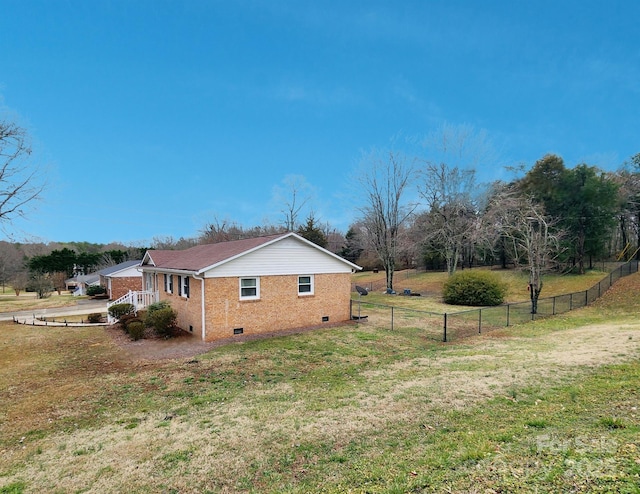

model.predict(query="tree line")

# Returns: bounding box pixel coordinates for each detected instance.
[0,242,146,297]
[354,149,639,312]
[2,117,639,305]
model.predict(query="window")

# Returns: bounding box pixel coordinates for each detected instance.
[240,277,259,300]
[164,274,173,293]
[177,275,188,297]
[298,275,314,295]
[181,276,190,298]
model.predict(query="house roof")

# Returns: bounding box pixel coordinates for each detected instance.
[98,259,142,277]
[142,232,361,274]
[66,273,100,286]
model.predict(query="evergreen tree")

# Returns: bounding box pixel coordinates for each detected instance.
[297,214,328,248]
[339,226,364,263]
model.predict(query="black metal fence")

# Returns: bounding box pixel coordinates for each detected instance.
[350,260,639,342]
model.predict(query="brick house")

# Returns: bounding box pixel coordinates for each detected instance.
[99,260,143,300]
[138,232,361,342]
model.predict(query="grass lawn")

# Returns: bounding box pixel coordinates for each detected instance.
[1,270,639,493]
[0,290,83,312]
[352,268,610,312]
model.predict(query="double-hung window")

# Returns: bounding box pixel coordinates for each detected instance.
[240,277,259,300]
[176,275,189,298]
[181,276,190,298]
[165,274,173,294]
[298,275,314,295]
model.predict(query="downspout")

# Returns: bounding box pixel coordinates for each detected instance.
[192,273,206,341]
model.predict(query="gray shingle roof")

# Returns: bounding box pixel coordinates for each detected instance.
[98,260,142,276]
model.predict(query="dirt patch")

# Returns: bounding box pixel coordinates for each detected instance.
[104,325,217,361]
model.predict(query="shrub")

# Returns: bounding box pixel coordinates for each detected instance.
[127,321,145,341]
[443,270,507,306]
[87,313,103,323]
[86,285,106,296]
[123,316,142,329]
[108,303,135,320]
[146,300,172,313]
[145,304,177,338]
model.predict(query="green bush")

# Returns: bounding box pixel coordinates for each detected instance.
[87,313,103,323]
[108,303,135,320]
[146,300,172,313]
[145,304,177,338]
[127,321,145,341]
[86,285,106,296]
[443,270,507,306]
[123,316,142,329]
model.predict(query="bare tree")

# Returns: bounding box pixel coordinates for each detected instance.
[0,240,25,292]
[0,120,45,231]
[29,271,53,299]
[273,175,313,231]
[358,150,416,291]
[418,162,480,275]
[197,218,285,245]
[613,153,640,260]
[417,124,496,275]
[324,226,346,255]
[486,185,562,314]
[51,271,68,295]
[11,271,28,296]
[198,217,245,244]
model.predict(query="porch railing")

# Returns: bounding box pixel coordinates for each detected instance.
[106,290,158,324]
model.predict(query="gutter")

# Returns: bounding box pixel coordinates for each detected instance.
[140,267,197,276]
[191,273,206,341]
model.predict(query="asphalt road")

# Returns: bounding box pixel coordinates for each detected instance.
[0,298,109,322]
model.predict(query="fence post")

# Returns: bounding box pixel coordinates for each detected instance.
[478,309,482,334]
[570,293,573,311]
[506,304,510,327]
[443,313,447,342]
[552,296,556,315]
[585,290,588,306]
[391,306,394,331]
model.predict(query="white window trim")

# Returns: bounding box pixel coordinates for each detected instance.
[298,275,314,296]
[239,277,260,300]
[165,273,173,294]
[181,276,190,298]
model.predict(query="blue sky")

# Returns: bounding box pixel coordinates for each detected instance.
[1,0,638,245]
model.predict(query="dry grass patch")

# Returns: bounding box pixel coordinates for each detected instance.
[2,317,639,492]
[1,271,640,493]
[0,291,81,312]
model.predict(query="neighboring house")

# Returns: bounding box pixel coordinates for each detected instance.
[138,232,362,341]
[99,260,142,300]
[66,273,100,296]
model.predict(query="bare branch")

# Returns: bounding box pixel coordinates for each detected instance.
[0,119,45,226]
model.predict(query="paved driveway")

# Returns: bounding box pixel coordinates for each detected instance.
[0,299,109,322]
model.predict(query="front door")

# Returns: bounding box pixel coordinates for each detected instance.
[144,272,154,292]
